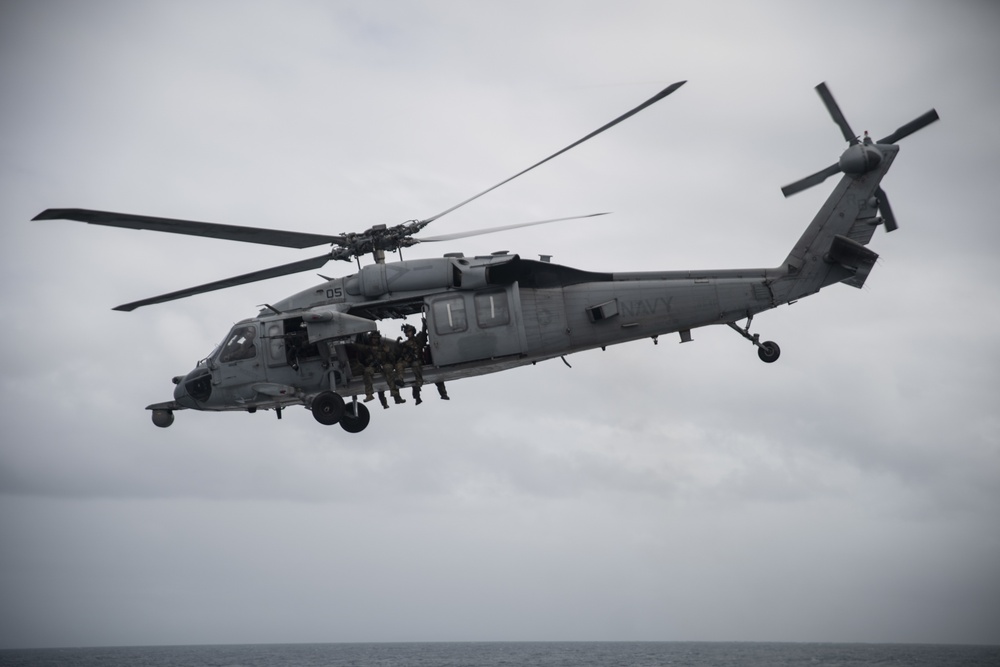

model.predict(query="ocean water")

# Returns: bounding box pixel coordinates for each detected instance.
[1,642,998,667]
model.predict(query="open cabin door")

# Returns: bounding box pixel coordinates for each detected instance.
[426,284,527,366]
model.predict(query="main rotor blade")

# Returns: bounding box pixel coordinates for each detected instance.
[877,109,940,145]
[781,162,842,197]
[875,186,898,232]
[418,80,687,226]
[34,208,346,249]
[418,212,610,242]
[815,82,857,145]
[113,253,332,311]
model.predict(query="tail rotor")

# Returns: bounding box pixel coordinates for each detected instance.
[781,82,939,233]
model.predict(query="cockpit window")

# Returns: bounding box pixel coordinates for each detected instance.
[217,324,258,363]
[184,367,212,402]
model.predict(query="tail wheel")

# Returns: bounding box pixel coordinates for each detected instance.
[311,391,345,425]
[340,401,371,433]
[758,341,781,363]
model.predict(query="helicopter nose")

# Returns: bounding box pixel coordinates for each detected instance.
[173,367,212,408]
[173,379,195,408]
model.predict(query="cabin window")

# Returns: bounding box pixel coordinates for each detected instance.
[266,323,284,365]
[218,324,258,363]
[475,290,510,328]
[432,296,467,335]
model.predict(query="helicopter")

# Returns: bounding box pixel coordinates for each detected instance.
[33,81,939,433]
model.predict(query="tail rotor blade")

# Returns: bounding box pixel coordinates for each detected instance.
[876,186,898,232]
[877,109,940,144]
[815,82,858,145]
[781,162,842,197]
[781,83,938,205]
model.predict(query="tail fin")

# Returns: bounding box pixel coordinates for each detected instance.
[773,143,898,303]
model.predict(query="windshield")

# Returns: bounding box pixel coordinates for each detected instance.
[216,324,258,363]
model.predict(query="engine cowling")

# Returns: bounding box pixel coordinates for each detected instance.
[303,306,377,343]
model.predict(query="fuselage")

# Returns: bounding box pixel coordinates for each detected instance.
[170,254,791,414]
[167,140,905,426]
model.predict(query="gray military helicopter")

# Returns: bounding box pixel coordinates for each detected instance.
[34,81,938,433]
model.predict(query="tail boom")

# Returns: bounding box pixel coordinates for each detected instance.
[774,143,899,303]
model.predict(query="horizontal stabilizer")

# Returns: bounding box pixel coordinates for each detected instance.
[825,235,879,289]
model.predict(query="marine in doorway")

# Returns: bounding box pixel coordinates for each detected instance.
[360,331,406,405]
[399,321,448,405]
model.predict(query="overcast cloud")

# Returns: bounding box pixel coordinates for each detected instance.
[1,0,998,649]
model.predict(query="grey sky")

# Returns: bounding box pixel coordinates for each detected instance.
[2,0,999,649]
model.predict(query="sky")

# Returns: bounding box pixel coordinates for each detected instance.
[1,0,999,649]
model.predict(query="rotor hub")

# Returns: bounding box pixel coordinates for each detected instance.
[838,142,883,175]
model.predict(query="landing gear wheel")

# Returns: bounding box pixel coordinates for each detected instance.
[311,391,345,425]
[757,341,781,363]
[340,401,371,433]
